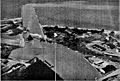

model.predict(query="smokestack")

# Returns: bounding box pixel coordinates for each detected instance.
[22,4,45,38]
